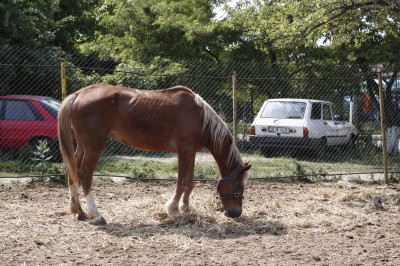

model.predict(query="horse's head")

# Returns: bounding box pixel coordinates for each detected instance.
[217,162,251,218]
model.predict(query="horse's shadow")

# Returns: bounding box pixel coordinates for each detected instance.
[97,213,287,240]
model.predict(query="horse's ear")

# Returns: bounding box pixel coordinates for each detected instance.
[242,161,252,172]
[241,163,251,185]
[244,164,252,171]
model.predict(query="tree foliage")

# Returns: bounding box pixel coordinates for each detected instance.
[2,0,399,69]
[0,0,101,52]
[222,0,400,67]
[79,0,224,61]
[1,0,399,104]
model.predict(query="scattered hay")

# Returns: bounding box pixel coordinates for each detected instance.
[1,181,400,265]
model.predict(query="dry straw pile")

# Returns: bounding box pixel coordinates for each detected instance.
[1,179,399,265]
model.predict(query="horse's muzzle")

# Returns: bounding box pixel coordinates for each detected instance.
[224,208,242,218]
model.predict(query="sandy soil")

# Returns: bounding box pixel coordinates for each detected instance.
[1,180,400,265]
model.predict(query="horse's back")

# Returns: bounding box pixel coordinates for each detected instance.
[70,84,204,152]
[74,84,196,108]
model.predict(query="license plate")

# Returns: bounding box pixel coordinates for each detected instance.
[268,126,290,134]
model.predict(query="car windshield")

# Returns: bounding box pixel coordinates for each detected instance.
[39,98,61,119]
[261,101,307,119]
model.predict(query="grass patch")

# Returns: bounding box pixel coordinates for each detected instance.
[95,159,219,180]
[194,162,218,179]
[96,160,179,179]
[0,149,396,184]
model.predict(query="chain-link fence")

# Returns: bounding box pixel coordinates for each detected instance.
[1,44,400,182]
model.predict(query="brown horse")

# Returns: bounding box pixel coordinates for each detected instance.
[58,83,251,225]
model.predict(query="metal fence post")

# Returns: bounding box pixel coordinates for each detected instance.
[378,71,388,184]
[232,71,237,144]
[61,59,67,100]
[349,93,354,125]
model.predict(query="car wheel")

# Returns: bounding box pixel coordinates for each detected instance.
[347,134,356,149]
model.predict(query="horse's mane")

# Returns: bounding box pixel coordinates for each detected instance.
[194,94,242,167]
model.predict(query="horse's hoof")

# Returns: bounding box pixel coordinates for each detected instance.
[165,200,181,217]
[180,205,194,214]
[166,207,182,217]
[77,212,88,221]
[89,216,107,226]
[169,211,182,218]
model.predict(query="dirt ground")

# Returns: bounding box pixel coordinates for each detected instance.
[1,179,400,265]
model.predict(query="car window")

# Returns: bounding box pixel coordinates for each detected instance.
[311,103,321,120]
[39,98,61,119]
[332,105,344,121]
[323,104,332,121]
[261,101,306,119]
[4,100,43,121]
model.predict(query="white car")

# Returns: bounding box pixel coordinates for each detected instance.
[249,98,357,157]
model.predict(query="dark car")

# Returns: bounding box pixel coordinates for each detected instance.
[0,95,61,159]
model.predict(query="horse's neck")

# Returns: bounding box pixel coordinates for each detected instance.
[209,137,242,177]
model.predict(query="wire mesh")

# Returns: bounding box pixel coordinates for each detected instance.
[1,44,399,181]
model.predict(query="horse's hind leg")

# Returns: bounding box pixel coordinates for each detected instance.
[78,144,107,225]
[165,148,195,216]
[69,142,87,220]
[69,182,87,220]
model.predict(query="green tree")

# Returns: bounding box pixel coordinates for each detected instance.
[222,0,400,66]
[0,0,102,96]
[79,0,227,61]
[54,0,102,52]
[0,0,58,47]
[0,0,101,51]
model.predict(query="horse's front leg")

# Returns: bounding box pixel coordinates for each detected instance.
[165,150,195,216]
[180,184,194,213]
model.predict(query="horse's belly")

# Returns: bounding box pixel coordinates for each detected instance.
[111,131,178,153]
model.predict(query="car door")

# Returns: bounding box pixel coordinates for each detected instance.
[321,103,339,146]
[1,99,45,149]
[332,105,350,145]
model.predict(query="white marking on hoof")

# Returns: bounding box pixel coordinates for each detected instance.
[85,190,102,219]
[165,198,181,217]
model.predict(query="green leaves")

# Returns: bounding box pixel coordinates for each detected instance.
[222,0,400,67]
[80,0,217,60]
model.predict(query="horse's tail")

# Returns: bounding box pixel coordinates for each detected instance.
[58,94,78,186]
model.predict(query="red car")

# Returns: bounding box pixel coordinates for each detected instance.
[0,95,61,159]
